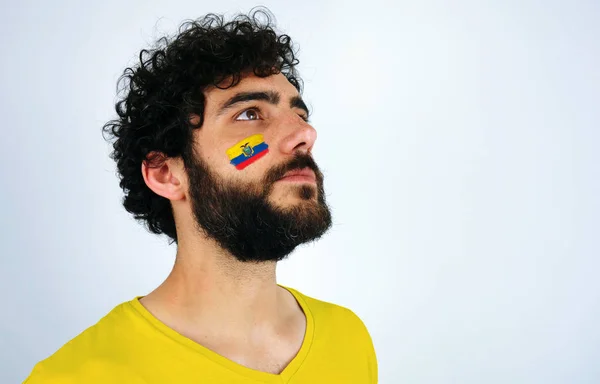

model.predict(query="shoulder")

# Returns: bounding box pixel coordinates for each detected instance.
[286,286,367,321]
[285,286,375,345]
[286,286,378,382]
[23,300,146,383]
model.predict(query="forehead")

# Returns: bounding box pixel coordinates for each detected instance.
[203,72,300,107]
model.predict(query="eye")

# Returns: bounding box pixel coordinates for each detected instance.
[299,114,310,123]
[235,108,261,121]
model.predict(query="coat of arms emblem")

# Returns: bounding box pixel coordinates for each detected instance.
[241,142,254,157]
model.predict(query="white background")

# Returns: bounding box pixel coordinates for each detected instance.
[1,0,599,383]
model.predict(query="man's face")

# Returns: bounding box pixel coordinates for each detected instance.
[185,73,332,262]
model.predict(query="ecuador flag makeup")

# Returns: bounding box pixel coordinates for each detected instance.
[226,134,269,170]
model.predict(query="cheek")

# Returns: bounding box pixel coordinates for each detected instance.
[225,134,270,171]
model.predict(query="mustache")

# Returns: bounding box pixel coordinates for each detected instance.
[263,153,324,186]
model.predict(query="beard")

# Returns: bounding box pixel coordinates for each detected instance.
[185,151,332,263]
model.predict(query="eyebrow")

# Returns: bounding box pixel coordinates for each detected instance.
[217,90,310,117]
[290,96,309,117]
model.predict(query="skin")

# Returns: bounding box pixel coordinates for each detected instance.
[139,72,318,374]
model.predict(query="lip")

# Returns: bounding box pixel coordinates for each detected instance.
[278,168,317,183]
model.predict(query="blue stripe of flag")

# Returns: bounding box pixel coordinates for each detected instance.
[230,142,269,166]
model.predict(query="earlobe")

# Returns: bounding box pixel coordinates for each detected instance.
[141,154,186,201]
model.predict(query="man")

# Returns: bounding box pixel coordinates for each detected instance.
[25,9,377,383]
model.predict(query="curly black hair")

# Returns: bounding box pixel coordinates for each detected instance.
[102,8,302,244]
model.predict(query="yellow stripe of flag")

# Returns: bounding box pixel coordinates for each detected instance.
[226,134,265,160]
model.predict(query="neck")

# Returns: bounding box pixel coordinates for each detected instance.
[140,230,287,338]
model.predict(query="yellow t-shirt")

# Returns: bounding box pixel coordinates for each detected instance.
[24,286,377,383]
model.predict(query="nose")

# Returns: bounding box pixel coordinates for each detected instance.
[277,114,317,155]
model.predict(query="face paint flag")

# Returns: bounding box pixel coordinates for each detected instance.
[226,134,269,170]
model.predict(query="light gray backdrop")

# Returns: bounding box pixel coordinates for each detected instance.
[1,0,599,383]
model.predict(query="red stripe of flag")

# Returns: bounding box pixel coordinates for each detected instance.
[234,149,269,170]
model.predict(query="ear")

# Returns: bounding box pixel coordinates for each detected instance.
[189,113,201,126]
[141,152,186,201]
